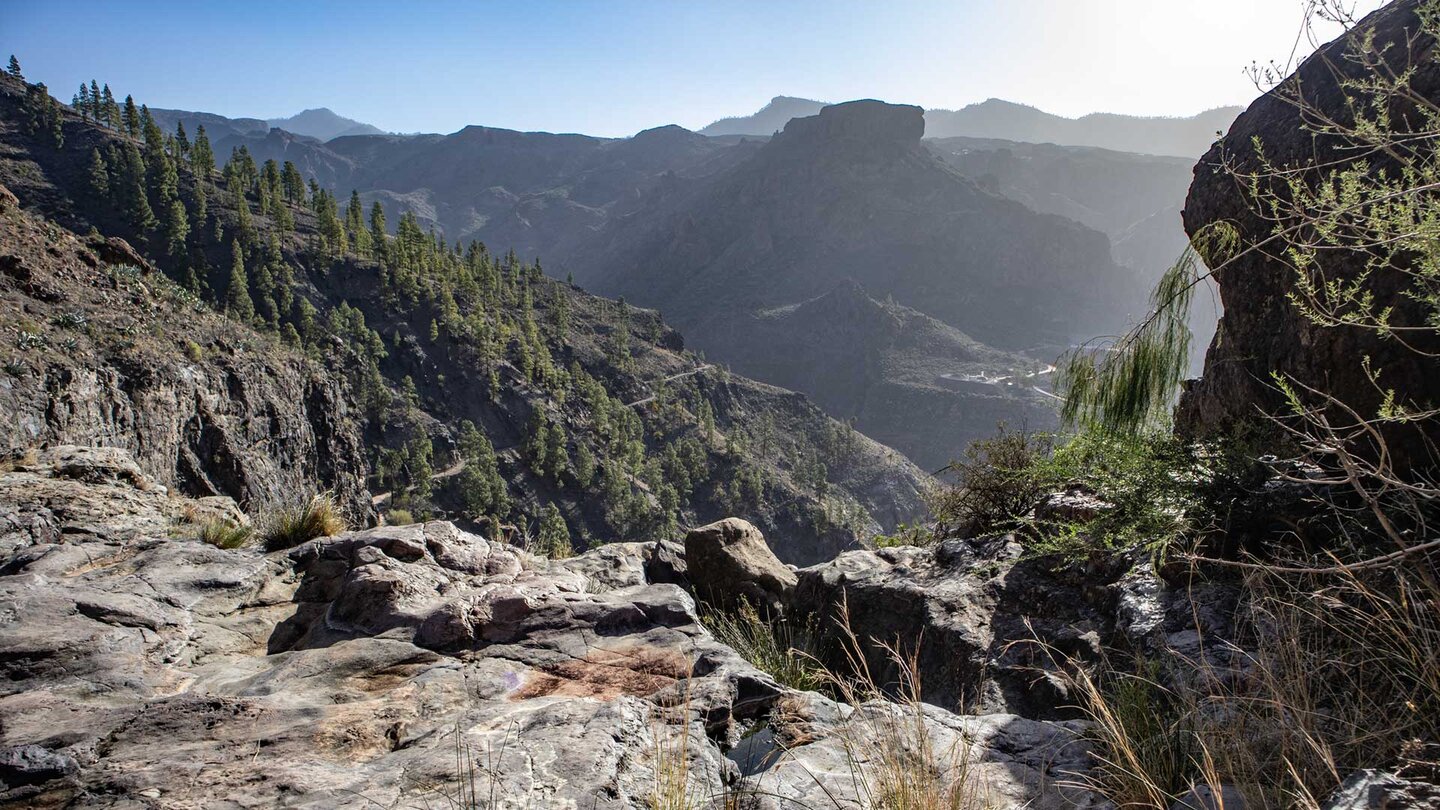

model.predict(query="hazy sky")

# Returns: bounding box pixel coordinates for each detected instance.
[5,0,1383,137]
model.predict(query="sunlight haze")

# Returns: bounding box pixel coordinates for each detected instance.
[4,0,1385,135]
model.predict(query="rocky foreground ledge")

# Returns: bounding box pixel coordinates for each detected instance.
[0,446,1105,808]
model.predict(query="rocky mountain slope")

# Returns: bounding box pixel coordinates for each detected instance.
[0,175,374,519]
[0,73,928,565]
[561,101,1142,464]
[144,110,752,255]
[568,100,1133,354]
[704,279,1059,470]
[929,135,1218,371]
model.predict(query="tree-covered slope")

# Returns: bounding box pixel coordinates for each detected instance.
[0,72,928,564]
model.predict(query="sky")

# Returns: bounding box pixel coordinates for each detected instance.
[4,0,1385,138]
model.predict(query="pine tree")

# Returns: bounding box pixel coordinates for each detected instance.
[544,420,569,481]
[224,240,255,321]
[536,504,572,558]
[74,84,90,120]
[89,80,100,119]
[264,233,293,317]
[369,201,387,261]
[407,438,434,502]
[122,95,139,138]
[174,121,189,158]
[101,85,119,129]
[345,190,371,255]
[87,149,109,199]
[6,56,21,79]
[574,443,596,489]
[190,125,214,181]
[281,161,305,204]
[119,142,154,229]
[162,197,189,257]
[526,412,551,472]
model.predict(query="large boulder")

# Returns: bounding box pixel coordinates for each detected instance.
[743,693,1102,810]
[684,518,797,615]
[1177,0,1440,472]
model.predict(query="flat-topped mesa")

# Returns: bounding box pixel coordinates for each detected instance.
[772,99,926,153]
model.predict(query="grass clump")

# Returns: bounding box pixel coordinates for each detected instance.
[198,518,254,549]
[872,521,935,549]
[701,601,821,692]
[260,493,346,551]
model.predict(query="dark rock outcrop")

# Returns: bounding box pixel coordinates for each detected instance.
[790,534,1238,719]
[1177,0,1440,471]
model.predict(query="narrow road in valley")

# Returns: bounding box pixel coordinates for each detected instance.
[371,449,516,507]
[624,364,713,408]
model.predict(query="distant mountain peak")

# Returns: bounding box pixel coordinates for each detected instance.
[265,108,384,142]
[699,96,828,137]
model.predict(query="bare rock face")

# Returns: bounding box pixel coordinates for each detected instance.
[1321,769,1440,809]
[772,98,926,154]
[748,694,1102,810]
[684,518,797,615]
[0,448,1104,808]
[1177,0,1440,471]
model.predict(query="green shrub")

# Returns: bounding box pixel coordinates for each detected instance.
[932,425,1249,556]
[386,508,415,526]
[930,425,1056,539]
[260,493,346,551]
[183,340,203,362]
[871,522,934,549]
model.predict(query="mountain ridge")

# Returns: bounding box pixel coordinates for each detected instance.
[701,94,1241,157]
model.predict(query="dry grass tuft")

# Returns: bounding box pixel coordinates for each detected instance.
[1057,559,1440,809]
[197,518,254,549]
[701,600,822,692]
[260,493,347,551]
[807,598,988,810]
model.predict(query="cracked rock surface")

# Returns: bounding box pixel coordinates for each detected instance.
[0,446,1102,807]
